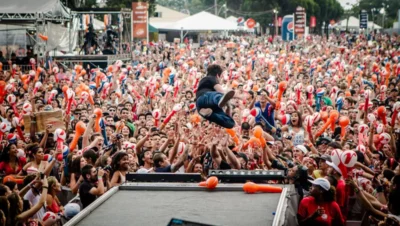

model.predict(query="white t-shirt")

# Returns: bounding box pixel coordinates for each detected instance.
[23,189,46,220]
[137,168,152,173]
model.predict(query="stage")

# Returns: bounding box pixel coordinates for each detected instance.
[64,183,298,226]
[52,54,131,69]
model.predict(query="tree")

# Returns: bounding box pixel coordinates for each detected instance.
[61,0,97,9]
[157,0,188,13]
[106,0,156,16]
[356,0,400,28]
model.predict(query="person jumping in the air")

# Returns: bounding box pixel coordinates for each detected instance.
[196,64,238,129]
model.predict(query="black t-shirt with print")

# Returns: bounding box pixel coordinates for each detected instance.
[79,181,97,208]
[196,76,218,99]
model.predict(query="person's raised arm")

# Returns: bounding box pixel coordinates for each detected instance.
[264,143,276,161]
[186,154,201,173]
[354,162,374,176]
[171,142,188,173]
[368,126,377,152]
[262,145,272,169]
[16,176,48,222]
[346,177,387,218]
[39,124,51,149]
[248,94,257,109]
[70,174,83,195]
[221,135,240,169]
[19,173,40,198]
[30,113,38,143]
[89,168,105,196]
[43,149,61,177]
[135,133,150,156]
[159,133,174,153]
[265,95,276,108]
[210,136,222,167]
[168,133,181,165]
[82,114,95,148]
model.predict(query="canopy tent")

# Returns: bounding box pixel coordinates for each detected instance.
[149,24,158,33]
[154,11,237,31]
[333,16,382,30]
[0,0,70,20]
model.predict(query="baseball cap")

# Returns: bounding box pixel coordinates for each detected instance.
[64,203,81,219]
[326,161,342,175]
[317,154,332,162]
[309,178,331,191]
[316,137,332,146]
[295,145,308,155]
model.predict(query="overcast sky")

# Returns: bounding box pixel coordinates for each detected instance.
[337,0,359,10]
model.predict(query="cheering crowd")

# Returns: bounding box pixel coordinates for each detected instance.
[0,32,399,226]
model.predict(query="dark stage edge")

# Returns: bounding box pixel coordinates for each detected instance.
[66,183,296,226]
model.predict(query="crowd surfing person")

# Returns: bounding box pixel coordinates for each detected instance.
[0,33,399,225]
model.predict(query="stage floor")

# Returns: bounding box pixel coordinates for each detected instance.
[68,183,295,226]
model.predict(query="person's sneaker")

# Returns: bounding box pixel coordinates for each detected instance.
[218,90,235,108]
[199,108,213,117]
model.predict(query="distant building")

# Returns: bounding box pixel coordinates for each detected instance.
[150,5,189,23]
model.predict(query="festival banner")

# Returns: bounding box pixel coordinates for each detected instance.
[294,6,306,37]
[278,17,282,27]
[132,2,148,39]
[359,10,368,29]
[310,16,316,28]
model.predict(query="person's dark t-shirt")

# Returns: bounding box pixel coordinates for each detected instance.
[196,76,218,99]
[155,165,172,173]
[79,181,97,208]
[219,160,231,170]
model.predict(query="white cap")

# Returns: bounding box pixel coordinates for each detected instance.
[309,178,331,191]
[326,161,342,175]
[296,145,308,155]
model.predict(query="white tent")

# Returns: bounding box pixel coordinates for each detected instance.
[155,11,237,31]
[333,16,382,30]
[0,0,70,19]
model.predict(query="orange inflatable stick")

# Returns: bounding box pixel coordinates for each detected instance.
[199,176,218,190]
[243,182,282,193]
[377,106,387,125]
[93,108,102,133]
[35,67,43,81]
[276,81,288,110]
[346,73,353,87]
[70,121,86,151]
[3,175,24,184]
[226,128,239,145]
[315,110,339,138]
[339,116,350,139]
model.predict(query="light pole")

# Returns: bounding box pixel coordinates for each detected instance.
[371,8,378,32]
[273,9,278,37]
[380,8,385,29]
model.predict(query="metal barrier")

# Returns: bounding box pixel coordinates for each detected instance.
[2,64,33,72]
